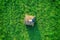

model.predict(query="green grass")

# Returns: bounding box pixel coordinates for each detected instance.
[0,0,60,40]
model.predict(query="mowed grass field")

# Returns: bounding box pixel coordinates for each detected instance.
[0,0,60,40]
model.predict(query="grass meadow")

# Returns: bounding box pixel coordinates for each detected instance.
[0,0,60,40]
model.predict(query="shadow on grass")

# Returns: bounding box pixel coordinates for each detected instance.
[26,22,41,40]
